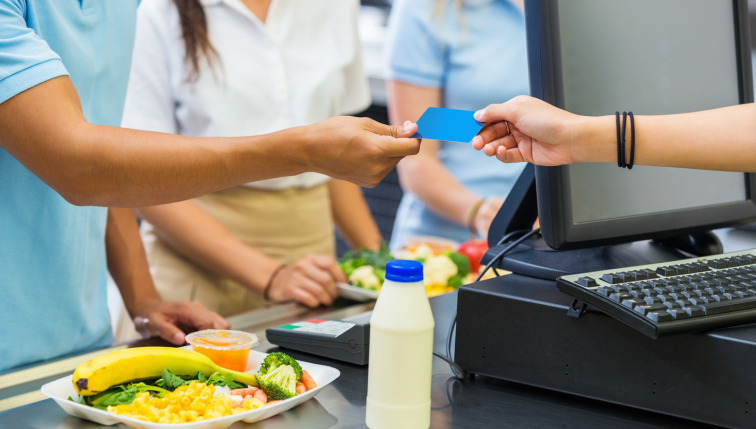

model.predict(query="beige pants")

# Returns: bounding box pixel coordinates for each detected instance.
[142,184,335,317]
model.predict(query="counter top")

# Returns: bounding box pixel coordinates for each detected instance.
[3,227,756,428]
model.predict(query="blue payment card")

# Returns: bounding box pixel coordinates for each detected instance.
[412,107,485,143]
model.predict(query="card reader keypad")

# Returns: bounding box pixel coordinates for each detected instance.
[557,250,756,338]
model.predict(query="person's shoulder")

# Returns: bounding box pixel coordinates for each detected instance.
[136,0,175,20]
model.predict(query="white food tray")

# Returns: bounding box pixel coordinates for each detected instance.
[41,349,340,429]
[337,282,379,302]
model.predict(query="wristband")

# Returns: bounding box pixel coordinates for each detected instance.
[263,264,286,300]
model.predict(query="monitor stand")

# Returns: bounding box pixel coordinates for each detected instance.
[483,164,723,280]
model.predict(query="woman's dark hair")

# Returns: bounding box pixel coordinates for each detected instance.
[173,0,219,81]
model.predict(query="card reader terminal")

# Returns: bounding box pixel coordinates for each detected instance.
[266,313,371,365]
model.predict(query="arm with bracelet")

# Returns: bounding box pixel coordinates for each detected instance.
[471,96,756,172]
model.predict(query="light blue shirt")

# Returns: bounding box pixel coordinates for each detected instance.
[0,0,138,372]
[386,0,528,249]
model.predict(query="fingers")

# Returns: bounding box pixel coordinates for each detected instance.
[297,276,335,306]
[289,287,321,308]
[365,119,421,158]
[301,262,337,300]
[312,254,346,286]
[472,121,511,149]
[474,97,526,123]
[147,313,186,345]
[175,302,230,332]
[496,145,526,163]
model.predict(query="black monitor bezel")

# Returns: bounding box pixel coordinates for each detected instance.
[525,0,756,250]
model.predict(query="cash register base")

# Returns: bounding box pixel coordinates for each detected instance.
[455,273,756,429]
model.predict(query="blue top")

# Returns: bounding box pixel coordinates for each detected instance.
[385,260,424,283]
[385,0,528,250]
[0,0,138,372]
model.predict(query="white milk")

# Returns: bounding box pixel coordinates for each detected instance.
[366,260,434,429]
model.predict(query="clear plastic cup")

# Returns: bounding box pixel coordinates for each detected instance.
[185,330,259,372]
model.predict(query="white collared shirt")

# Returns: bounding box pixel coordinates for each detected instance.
[122,0,370,190]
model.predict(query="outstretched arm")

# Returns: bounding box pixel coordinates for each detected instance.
[471,96,756,172]
[0,77,419,207]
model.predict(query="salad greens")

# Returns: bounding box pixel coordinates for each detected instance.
[70,368,246,410]
[339,243,393,289]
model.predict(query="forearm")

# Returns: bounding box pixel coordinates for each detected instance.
[577,104,756,171]
[137,202,278,293]
[397,153,480,226]
[105,208,162,316]
[328,180,382,250]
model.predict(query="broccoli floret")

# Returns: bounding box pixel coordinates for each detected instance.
[444,252,471,277]
[257,365,297,401]
[259,352,303,380]
[447,274,463,289]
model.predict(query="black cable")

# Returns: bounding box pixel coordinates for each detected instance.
[440,228,542,379]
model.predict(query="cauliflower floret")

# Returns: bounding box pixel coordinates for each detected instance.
[349,265,381,290]
[423,255,458,286]
[412,244,435,261]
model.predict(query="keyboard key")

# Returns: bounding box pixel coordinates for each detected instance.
[743,266,756,273]
[647,311,675,322]
[683,306,705,317]
[663,301,682,309]
[656,267,675,276]
[697,296,756,315]
[736,256,751,265]
[683,264,699,274]
[630,271,647,281]
[610,292,632,302]
[709,260,727,269]
[671,265,688,274]
[694,261,711,271]
[596,287,611,297]
[630,290,647,299]
[661,278,678,286]
[616,272,634,282]
[642,269,658,279]
[676,276,691,284]
[726,258,741,267]
[699,273,713,281]
[601,274,621,284]
[667,308,690,319]
[634,302,668,315]
[746,255,756,264]
[711,272,724,279]
[625,283,641,291]
[664,285,683,294]
[622,298,645,309]
[644,296,663,304]
[577,276,597,287]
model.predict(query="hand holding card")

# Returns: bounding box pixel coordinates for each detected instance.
[412,107,485,143]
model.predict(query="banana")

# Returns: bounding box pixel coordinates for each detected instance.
[72,347,257,396]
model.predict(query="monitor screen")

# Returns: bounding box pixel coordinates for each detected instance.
[559,0,747,225]
[526,0,756,249]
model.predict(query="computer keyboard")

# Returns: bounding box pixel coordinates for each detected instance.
[557,249,756,338]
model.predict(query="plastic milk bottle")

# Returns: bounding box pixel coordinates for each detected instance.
[366,260,435,429]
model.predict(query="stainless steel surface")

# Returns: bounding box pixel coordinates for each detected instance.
[0,227,753,427]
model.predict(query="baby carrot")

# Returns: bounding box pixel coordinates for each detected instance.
[265,400,282,407]
[254,389,268,403]
[296,382,306,395]
[300,370,317,391]
[230,387,260,397]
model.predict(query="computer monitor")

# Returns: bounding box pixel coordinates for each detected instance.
[525,0,756,250]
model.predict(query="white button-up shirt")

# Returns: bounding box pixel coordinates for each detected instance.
[122,0,371,190]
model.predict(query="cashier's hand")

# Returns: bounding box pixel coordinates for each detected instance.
[133,300,230,345]
[268,254,345,308]
[303,117,420,188]
[471,96,581,166]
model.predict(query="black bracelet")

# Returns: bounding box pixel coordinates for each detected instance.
[615,112,622,167]
[263,264,286,300]
[627,111,635,169]
[615,111,635,169]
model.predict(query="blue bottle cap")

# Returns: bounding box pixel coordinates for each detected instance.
[385,260,424,283]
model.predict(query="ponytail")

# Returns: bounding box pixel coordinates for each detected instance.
[173,0,218,81]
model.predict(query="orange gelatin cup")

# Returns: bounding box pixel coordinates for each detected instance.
[185,330,258,372]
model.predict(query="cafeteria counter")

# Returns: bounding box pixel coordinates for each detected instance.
[0,290,731,429]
